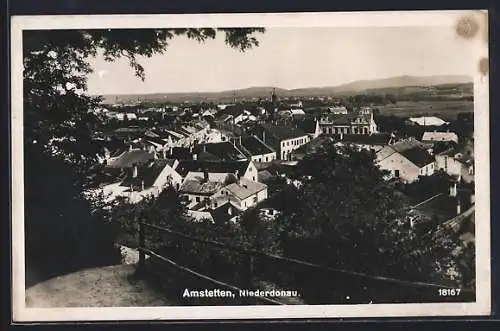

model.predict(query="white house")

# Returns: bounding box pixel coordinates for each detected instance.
[98,158,182,204]
[408,116,448,126]
[422,131,459,144]
[376,139,436,183]
[236,135,277,163]
[213,177,268,211]
[177,160,260,183]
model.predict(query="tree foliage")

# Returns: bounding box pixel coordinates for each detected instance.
[23,28,265,285]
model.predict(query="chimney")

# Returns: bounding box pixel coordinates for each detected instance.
[129,145,133,151]
[456,198,461,215]
[203,144,207,153]
[132,164,138,178]
[141,180,145,191]
[162,148,166,159]
[203,169,209,183]
[234,169,240,180]
[193,154,198,160]
[340,132,343,141]
[262,131,266,143]
[170,147,173,156]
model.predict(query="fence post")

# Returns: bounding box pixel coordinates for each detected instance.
[138,221,145,273]
[243,254,255,305]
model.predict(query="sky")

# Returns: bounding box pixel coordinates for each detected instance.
[86,27,475,95]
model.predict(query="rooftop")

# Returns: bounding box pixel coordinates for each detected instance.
[238,135,275,156]
[259,123,309,142]
[106,150,155,168]
[179,179,222,195]
[422,131,459,142]
[399,147,435,168]
[175,160,251,177]
[120,159,172,190]
[195,142,247,161]
[224,177,267,200]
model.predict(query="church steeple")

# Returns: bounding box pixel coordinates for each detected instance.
[271,88,277,104]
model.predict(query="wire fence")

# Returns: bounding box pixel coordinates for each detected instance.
[124,220,476,305]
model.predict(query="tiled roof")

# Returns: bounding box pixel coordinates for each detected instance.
[224,178,267,200]
[422,131,458,142]
[195,142,247,161]
[106,150,155,168]
[258,123,308,142]
[239,135,275,156]
[179,179,222,195]
[120,159,171,190]
[176,160,251,177]
[210,201,242,223]
[400,147,435,168]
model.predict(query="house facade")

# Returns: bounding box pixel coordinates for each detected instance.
[212,178,268,211]
[236,135,277,163]
[376,140,436,183]
[319,107,378,135]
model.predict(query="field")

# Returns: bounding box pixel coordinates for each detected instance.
[377,100,474,121]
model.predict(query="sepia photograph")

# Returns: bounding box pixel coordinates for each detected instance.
[11,11,490,321]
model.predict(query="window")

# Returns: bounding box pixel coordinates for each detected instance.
[253,176,256,181]
[395,170,400,178]
[253,196,258,203]
[196,197,200,202]
[214,202,218,208]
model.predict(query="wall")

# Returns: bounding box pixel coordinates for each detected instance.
[244,162,259,182]
[279,135,310,160]
[377,152,421,184]
[435,155,462,177]
[153,164,183,190]
[240,188,268,210]
[251,152,276,163]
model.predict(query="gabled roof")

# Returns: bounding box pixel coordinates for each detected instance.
[144,136,167,146]
[195,142,247,161]
[175,160,251,177]
[224,178,267,200]
[179,179,222,196]
[422,131,458,142]
[210,201,242,223]
[106,150,155,168]
[408,116,448,126]
[239,135,275,156]
[399,147,435,168]
[259,123,308,142]
[120,159,171,190]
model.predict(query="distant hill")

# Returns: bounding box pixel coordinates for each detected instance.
[99,75,473,104]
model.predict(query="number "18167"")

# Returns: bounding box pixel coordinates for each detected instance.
[438,289,461,296]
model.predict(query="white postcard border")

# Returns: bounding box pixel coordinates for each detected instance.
[11,10,491,322]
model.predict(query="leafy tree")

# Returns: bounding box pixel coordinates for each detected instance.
[23,28,265,285]
[271,142,473,302]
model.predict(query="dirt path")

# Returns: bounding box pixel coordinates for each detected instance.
[26,264,175,307]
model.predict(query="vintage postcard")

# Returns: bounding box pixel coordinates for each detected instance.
[11,10,490,321]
